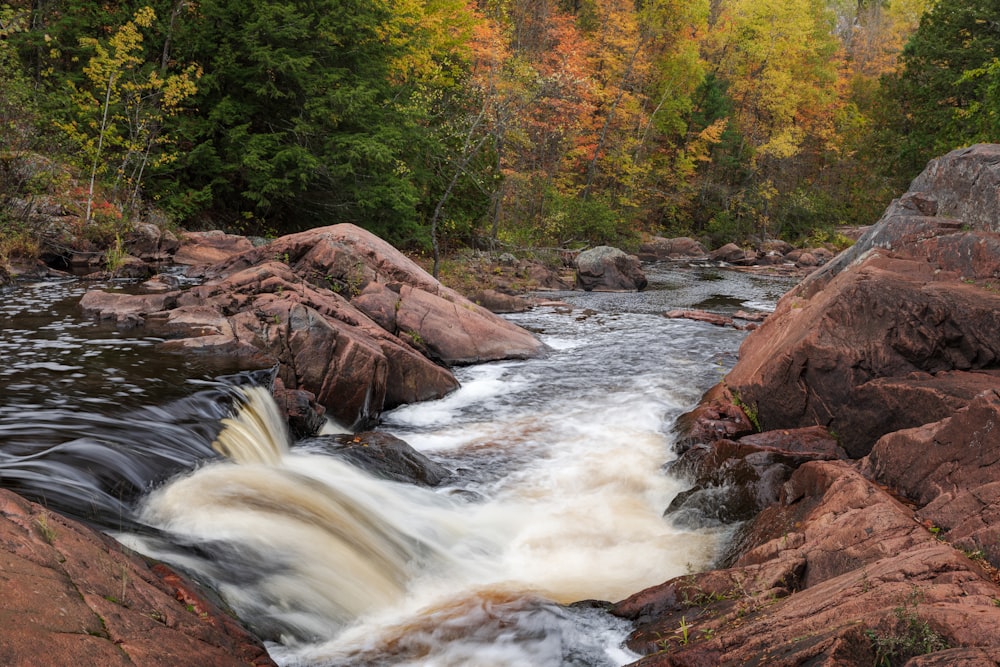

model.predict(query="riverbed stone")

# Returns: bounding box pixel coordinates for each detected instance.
[174,230,255,266]
[617,462,1000,666]
[575,245,647,291]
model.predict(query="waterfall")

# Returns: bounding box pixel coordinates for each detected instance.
[126,386,489,644]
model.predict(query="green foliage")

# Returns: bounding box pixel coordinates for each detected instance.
[873,0,1000,183]
[0,0,965,255]
[729,387,762,432]
[53,5,200,219]
[864,592,950,666]
[536,189,636,249]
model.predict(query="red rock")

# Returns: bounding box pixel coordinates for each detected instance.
[663,309,735,328]
[862,389,1000,567]
[673,384,755,451]
[723,251,1000,457]
[616,462,1000,666]
[794,251,818,267]
[466,289,531,314]
[80,224,546,426]
[637,237,707,262]
[737,425,847,459]
[393,284,542,364]
[174,230,254,266]
[80,289,178,326]
[0,489,273,666]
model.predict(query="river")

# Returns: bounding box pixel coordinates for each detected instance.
[0,263,796,666]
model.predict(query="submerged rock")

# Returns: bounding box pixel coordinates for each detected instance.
[305,431,452,487]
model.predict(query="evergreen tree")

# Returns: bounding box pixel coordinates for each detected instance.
[876,0,1000,181]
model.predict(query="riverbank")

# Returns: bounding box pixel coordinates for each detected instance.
[617,145,1000,665]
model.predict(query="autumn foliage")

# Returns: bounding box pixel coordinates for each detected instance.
[3,0,977,254]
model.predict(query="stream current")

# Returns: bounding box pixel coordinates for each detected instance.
[0,263,796,666]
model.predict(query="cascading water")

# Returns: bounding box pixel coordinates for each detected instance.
[0,265,797,666]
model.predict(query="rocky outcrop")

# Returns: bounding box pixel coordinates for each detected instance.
[863,389,1000,566]
[720,145,1000,458]
[173,230,255,266]
[632,145,1000,666]
[575,245,647,291]
[724,251,1000,457]
[617,462,1000,666]
[81,224,544,428]
[666,426,847,527]
[636,236,707,262]
[0,488,274,666]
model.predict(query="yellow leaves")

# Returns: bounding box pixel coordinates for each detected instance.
[161,65,203,112]
[133,6,156,30]
[709,0,840,164]
[692,118,728,158]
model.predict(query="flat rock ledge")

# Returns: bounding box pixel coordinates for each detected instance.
[0,489,273,666]
[80,224,545,429]
[626,145,1000,666]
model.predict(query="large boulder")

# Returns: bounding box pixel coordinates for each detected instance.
[718,144,1000,457]
[575,245,647,291]
[707,242,755,265]
[173,230,255,266]
[81,225,544,428]
[0,489,274,666]
[723,251,1000,457]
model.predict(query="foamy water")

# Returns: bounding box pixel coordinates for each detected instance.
[1,265,797,666]
[126,300,755,666]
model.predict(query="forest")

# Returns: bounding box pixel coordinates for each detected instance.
[1,0,998,258]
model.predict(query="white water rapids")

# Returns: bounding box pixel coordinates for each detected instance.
[1,265,796,666]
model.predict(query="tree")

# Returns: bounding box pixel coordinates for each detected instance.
[54,5,200,221]
[160,0,480,245]
[874,0,1000,181]
[695,0,842,240]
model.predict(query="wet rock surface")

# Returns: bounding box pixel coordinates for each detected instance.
[305,431,452,487]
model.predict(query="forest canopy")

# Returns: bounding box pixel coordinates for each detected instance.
[0,0,993,252]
